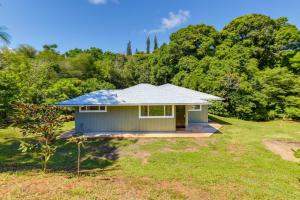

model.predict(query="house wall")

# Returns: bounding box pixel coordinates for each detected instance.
[75,106,176,133]
[187,105,208,123]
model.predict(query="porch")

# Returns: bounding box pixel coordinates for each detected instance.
[59,120,222,139]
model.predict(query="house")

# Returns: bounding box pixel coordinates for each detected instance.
[56,84,223,135]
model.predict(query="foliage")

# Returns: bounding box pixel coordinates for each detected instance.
[1,14,300,121]
[0,71,21,120]
[14,103,65,172]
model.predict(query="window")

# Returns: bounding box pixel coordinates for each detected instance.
[140,106,148,117]
[79,106,107,112]
[149,106,164,116]
[165,105,173,116]
[139,105,174,118]
[188,105,202,111]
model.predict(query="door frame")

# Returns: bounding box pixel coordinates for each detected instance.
[185,105,188,128]
[175,105,188,129]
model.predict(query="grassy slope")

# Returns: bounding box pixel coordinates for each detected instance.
[0,117,299,199]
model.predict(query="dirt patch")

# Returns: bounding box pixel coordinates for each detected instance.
[227,143,246,157]
[135,138,157,145]
[194,137,214,146]
[154,138,212,153]
[162,147,198,153]
[131,151,151,164]
[263,139,300,162]
[140,177,211,200]
[119,138,214,164]
[118,150,151,164]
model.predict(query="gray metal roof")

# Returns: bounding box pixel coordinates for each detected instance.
[56,83,223,106]
[159,84,224,101]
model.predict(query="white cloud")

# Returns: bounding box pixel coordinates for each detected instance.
[89,0,119,5]
[147,10,190,34]
[89,0,107,5]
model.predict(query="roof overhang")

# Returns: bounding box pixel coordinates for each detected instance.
[56,102,212,107]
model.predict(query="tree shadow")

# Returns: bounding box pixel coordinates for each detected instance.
[208,115,232,125]
[0,138,41,172]
[0,136,137,174]
[0,121,14,129]
[51,138,138,173]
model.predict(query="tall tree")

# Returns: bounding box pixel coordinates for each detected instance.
[16,44,37,58]
[0,72,20,120]
[126,41,132,56]
[154,35,158,50]
[146,36,150,53]
[42,44,58,52]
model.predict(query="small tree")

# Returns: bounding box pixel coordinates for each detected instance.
[15,103,64,172]
[146,36,150,53]
[154,35,158,50]
[126,41,132,56]
[67,136,87,176]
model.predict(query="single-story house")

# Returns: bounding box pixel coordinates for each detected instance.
[56,84,223,134]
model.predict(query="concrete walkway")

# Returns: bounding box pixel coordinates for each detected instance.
[60,121,222,139]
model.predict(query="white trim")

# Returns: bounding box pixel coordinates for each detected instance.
[185,105,188,128]
[139,105,174,119]
[79,106,107,113]
[188,105,202,111]
[57,102,211,107]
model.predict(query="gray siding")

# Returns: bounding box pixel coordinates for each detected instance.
[75,106,176,133]
[187,105,208,123]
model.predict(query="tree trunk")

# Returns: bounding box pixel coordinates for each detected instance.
[43,159,47,172]
[77,143,80,176]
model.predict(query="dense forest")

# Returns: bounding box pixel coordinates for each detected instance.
[0,14,300,122]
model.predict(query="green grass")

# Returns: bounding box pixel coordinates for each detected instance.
[0,116,300,199]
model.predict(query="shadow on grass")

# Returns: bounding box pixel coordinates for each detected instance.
[0,120,14,129]
[0,137,137,174]
[213,130,223,135]
[209,115,231,125]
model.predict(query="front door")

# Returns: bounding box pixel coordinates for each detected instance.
[176,105,186,128]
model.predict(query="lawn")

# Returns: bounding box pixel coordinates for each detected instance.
[0,116,300,199]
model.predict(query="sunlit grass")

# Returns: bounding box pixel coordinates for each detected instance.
[0,116,300,199]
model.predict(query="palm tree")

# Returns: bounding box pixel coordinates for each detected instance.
[0,26,10,45]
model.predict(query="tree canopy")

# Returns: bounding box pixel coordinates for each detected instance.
[0,14,299,122]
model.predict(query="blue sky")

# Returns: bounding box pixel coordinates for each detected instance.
[1,0,300,53]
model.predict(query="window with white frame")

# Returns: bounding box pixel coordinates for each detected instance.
[188,105,202,111]
[79,106,107,112]
[139,105,174,118]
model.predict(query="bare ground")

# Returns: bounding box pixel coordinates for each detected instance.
[118,138,212,164]
[227,143,246,157]
[0,173,213,200]
[263,139,300,162]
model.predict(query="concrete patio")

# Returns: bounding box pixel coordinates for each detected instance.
[59,120,222,139]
